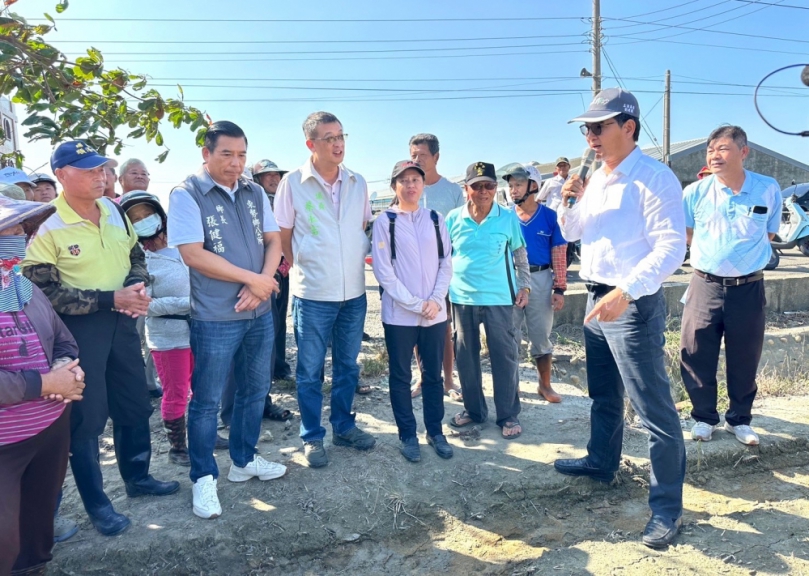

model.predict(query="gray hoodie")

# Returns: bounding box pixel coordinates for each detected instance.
[145,248,190,351]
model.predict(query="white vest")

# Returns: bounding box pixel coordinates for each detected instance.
[288,164,370,301]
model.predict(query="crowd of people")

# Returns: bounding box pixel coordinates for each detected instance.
[0,86,782,574]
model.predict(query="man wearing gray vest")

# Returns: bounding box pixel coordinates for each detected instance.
[168,121,287,519]
[275,111,375,468]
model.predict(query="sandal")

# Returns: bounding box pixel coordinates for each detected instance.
[410,381,422,398]
[445,388,463,401]
[263,403,293,421]
[449,410,477,429]
[356,383,372,395]
[501,419,522,440]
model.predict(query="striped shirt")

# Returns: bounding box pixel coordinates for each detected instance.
[0,310,63,445]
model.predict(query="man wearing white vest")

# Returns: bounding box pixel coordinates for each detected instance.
[275,111,375,468]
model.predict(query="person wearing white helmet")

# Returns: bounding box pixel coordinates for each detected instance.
[120,190,193,467]
[29,173,59,203]
[503,164,568,403]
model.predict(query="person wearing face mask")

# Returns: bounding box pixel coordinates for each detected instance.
[120,191,193,467]
[0,196,86,576]
[372,161,453,463]
[503,164,567,404]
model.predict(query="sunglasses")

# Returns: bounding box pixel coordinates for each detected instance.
[580,120,617,137]
[469,182,497,192]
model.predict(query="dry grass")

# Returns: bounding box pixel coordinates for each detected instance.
[360,347,389,378]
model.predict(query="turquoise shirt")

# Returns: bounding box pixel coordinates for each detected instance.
[683,171,781,277]
[445,202,526,306]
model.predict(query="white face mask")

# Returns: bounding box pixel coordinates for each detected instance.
[133,214,162,238]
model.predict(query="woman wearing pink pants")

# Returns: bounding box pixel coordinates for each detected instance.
[121,191,193,466]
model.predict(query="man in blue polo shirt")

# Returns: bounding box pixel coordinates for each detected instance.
[504,164,568,403]
[681,125,780,447]
[445,162,530,439]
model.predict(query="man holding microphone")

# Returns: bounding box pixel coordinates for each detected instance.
[553,88,687,549]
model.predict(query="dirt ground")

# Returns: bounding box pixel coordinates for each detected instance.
[50,276,809,576]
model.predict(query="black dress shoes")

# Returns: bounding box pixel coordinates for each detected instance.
[553,457,615,483]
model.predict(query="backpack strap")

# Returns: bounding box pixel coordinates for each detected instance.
[430,210,444,259]
[385,211,397,260]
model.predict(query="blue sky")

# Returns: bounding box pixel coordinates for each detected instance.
[12,0,809,203]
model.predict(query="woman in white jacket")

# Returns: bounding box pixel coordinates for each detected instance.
[372,161,453,463]
[121,191,192,466]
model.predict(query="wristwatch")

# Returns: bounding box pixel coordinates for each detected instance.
[620,289,635,303]
[522,287,531,294]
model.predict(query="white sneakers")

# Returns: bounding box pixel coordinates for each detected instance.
[227,455,287,482]
[691,421,760,446]
[193,457,287,520]
[724,422,760,446]
[691,421,716,441]
[192,475,222,519]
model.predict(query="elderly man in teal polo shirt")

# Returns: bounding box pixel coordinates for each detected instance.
[445,162,530,439]
[681,125,781,447]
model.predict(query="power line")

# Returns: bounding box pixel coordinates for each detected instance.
[601,47,664,156]
[621,0,708,19]
[64,40,590,57]
[28,16,587,22]
[607,35,804,56]
[99,47,590,64]
[51,33,589,44]
[604,13,809,44]
[611,0,782,44]
[735,0,809,7]
[607,0,735,30]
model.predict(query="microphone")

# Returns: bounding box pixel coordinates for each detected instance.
[801,65,809,87]
[568,147,597,207]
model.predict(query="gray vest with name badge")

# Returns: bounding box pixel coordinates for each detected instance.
[176,171,271,321]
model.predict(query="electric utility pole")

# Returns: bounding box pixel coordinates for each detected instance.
[592,0,602,97]
[663,70,671,166]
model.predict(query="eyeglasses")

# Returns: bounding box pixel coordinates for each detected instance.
[469,182,497,192]
[580,120,616,136]
[126,171,150,178]
[312,133,348,145]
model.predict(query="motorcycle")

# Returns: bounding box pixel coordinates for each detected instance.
[767,182,809,270]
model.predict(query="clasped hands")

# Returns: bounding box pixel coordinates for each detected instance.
[235,272,280,313]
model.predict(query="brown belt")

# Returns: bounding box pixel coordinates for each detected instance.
[694,269,764,287]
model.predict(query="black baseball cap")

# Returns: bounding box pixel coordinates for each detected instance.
[390,160,425,186]
[465,162,497,185]
[569,87,640,123]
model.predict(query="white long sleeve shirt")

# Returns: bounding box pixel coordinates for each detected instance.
[559,146,686,299]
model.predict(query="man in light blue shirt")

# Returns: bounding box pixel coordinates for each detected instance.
[445,162,530,440]
[681,125,781,448]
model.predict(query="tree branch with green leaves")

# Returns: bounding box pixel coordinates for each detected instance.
[0,1,209,167]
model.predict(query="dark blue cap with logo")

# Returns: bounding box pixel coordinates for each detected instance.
[50,141,111,171]
[569,87,640,123]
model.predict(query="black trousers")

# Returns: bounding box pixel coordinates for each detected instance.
[680,276,765,426]
[0,407,70,576]
[59,310,153,442]
[274,275,290,375]
[383,321,446,440]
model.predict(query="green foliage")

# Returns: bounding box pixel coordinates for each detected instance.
[0,2,206,166]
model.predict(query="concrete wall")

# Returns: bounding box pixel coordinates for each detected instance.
[554,274,809,327]
[671,148,809,190]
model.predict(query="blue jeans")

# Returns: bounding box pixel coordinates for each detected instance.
[583,289,685,520]
[187,313,274,483]
[292,294,366,442]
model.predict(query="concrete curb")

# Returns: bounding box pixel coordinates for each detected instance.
[554,272,809,327]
